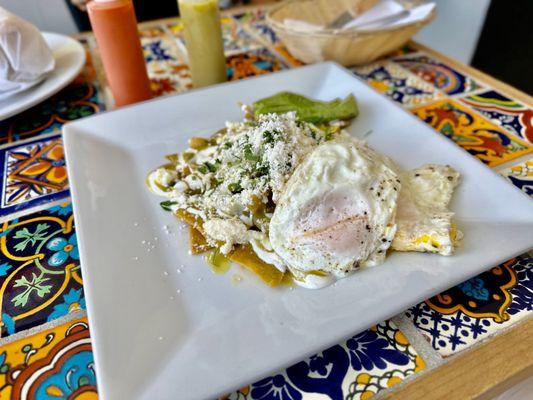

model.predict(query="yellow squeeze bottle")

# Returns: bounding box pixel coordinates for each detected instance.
[178,0,227,88]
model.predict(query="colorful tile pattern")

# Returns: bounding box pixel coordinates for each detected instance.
[246,17,279,46]
[499,159,533,197]
[146,59,191,96]
[352,61,444,107]
[231,9,268,27]
[460,90,533,143]
[227,47,288,80]
[225,320,425,400]
[221,16,263,54]
[145,46,289,95]
[228,8,304,67]
[0,50,104,145]
[406,255,533,356]
[0,202,85,337]
[0,136,69,218]
[0,7,531,399]
[394,55,481,95]
[412,99,532,167]
[271,43,305,67]
[142,34,180,63]
[139,26,190,96]
[0,318,96,399]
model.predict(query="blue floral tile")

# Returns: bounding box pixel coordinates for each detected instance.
[352,61,444,107]
[220,16,264,54]
[405,254,532,356]
[0,135,69,218]
[143,39,177,63]
[246,20,279,46]
[230,9,280,46]
[394,54,482,95]
[0,201,85,337]
[139,27,180,58]
[224,320,426,400]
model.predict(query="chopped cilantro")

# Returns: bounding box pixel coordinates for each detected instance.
[228,182,243,194]
[160,201,177,211]
[253,164,269,177]
[263,130,274,143]
[244,144,260,162]
[205,162,219,173]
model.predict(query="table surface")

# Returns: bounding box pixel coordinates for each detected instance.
[0,4,531,400]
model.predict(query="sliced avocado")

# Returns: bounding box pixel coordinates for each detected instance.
[253,91,358,124]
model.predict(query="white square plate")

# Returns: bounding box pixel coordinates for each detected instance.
[64,62,533,400]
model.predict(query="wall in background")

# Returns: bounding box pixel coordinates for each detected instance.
[0,0,77,35]
[414,0,491,64]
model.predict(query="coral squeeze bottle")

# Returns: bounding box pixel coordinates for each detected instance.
[87,0,152,106]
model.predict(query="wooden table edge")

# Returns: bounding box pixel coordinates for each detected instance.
[383,316,533,400]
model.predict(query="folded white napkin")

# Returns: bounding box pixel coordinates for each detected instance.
[284,0,435,32]
[0,7,55,101]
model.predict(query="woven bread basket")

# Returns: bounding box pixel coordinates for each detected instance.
[267,0,436,66]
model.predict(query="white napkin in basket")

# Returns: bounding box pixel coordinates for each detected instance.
[284,0,435,32]
[0,7,55,101]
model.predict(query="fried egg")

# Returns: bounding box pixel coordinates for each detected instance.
[392,164,461,255]
[269,136,401,283]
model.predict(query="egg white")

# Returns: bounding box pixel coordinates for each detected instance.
[392,164,461,255]
[269,136,401,279]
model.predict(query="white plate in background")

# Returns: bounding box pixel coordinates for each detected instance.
[0,32,86,121]
[63,62,533,400]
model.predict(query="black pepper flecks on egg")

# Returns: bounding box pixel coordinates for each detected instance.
[381,238,387,243]
[447,176,454,181]
[365,225,371,230]
[414,173,420,177]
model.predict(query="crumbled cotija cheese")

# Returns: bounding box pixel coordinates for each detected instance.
[203,219,249,254]
[149,112,335,252]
